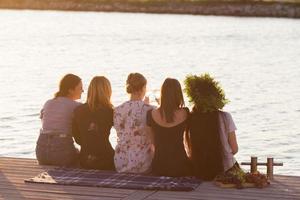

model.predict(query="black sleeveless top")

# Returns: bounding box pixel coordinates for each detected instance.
[146,108,191,177]
[72,103,115,170]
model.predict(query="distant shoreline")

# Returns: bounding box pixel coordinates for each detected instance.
[1,0,300,18]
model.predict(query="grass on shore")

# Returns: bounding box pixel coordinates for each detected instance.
[2,0,300,5]
[44,0,300,4]
[58,0,300,4]
[1,0,300,8]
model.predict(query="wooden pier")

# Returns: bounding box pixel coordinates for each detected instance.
[0,157,299,200]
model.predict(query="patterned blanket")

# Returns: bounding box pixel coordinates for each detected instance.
[25,168,201,191]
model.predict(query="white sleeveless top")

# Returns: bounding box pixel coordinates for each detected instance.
[218,111,237,171]
[113,100,154,173]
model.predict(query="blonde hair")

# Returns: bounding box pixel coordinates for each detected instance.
[87,76,113,112]
[126,73,147,94]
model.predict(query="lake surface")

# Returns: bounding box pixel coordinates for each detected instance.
[0,10,299,175]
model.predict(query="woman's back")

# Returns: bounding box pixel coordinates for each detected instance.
[189,110,237,180]
[184,73,239,180]
[36,73,83,167]
[147,108,191,177]
[114,100,154,173]
[41,97,80,134]
[72,104,114,170]
[189,111,223,180]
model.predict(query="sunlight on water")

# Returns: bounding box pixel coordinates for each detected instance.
[0,10,299,175]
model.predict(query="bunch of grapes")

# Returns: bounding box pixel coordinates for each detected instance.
[215,168,270,189]
[215,169,246,189]
[245,172,269,188]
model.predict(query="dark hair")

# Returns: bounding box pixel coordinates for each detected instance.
[159,78,184,123]
[126,73,147,94]
[54,74,81,98]
[189,111,224,180]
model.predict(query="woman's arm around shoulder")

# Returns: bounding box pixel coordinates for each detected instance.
[106,107,114,128]
[72,107,81,145]
[113,105,124,131]
[180,107,190,121]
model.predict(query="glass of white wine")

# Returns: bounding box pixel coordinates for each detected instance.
[146,89,160,106]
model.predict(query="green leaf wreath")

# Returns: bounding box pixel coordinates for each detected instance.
[184,73,229,113]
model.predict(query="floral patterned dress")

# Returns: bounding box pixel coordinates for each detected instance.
[114,100,154,173]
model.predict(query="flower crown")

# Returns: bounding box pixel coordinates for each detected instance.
[184,73,229,113]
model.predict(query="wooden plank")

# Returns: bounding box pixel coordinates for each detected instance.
[147,192,299,200]
[0,172,134,196]
[0,183,131,198]
[0,175,135,197]
[0,157,135,200]
[1,157,300,200]
[2,173,299,198]
[0,176,122,200]
[0,182,124,200]
[149,190,299,200]
[0,157,135,197]
[149,183,300,200]
[122,191,156,200]
[0,189,120,200]
[146,177,300,200]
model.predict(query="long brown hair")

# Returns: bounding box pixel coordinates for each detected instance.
[159,78,184,123]
[54,74,81,98]
[126,73,147,94]
[87,76,113,112]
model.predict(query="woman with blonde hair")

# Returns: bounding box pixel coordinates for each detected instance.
[72,76,115,170]
[146,78,191,177]
[114,73,154,173]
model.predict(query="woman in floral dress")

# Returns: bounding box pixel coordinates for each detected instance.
[114,73,154,173]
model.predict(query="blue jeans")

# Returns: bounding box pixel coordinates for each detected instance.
[36,133,78,167]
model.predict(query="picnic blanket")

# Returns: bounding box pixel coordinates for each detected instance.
[24,168,201,191]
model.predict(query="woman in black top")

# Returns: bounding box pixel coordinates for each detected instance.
[184,74,239,180]
[146,78,191,177]
[72,76,115,170]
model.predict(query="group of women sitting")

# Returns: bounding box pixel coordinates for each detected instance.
[35,72,239,181]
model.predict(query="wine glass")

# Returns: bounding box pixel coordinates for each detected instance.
[146,89,160,106]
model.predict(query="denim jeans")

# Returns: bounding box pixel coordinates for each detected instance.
[35,133,78,167]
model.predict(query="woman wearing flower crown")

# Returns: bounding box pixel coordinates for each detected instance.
[184,74,239,180]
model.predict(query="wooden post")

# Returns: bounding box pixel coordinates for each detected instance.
[250,156,257,173]
[241,156,283,180]
[267,157,274,180]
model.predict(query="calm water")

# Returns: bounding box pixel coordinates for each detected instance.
[0,10,300,175]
